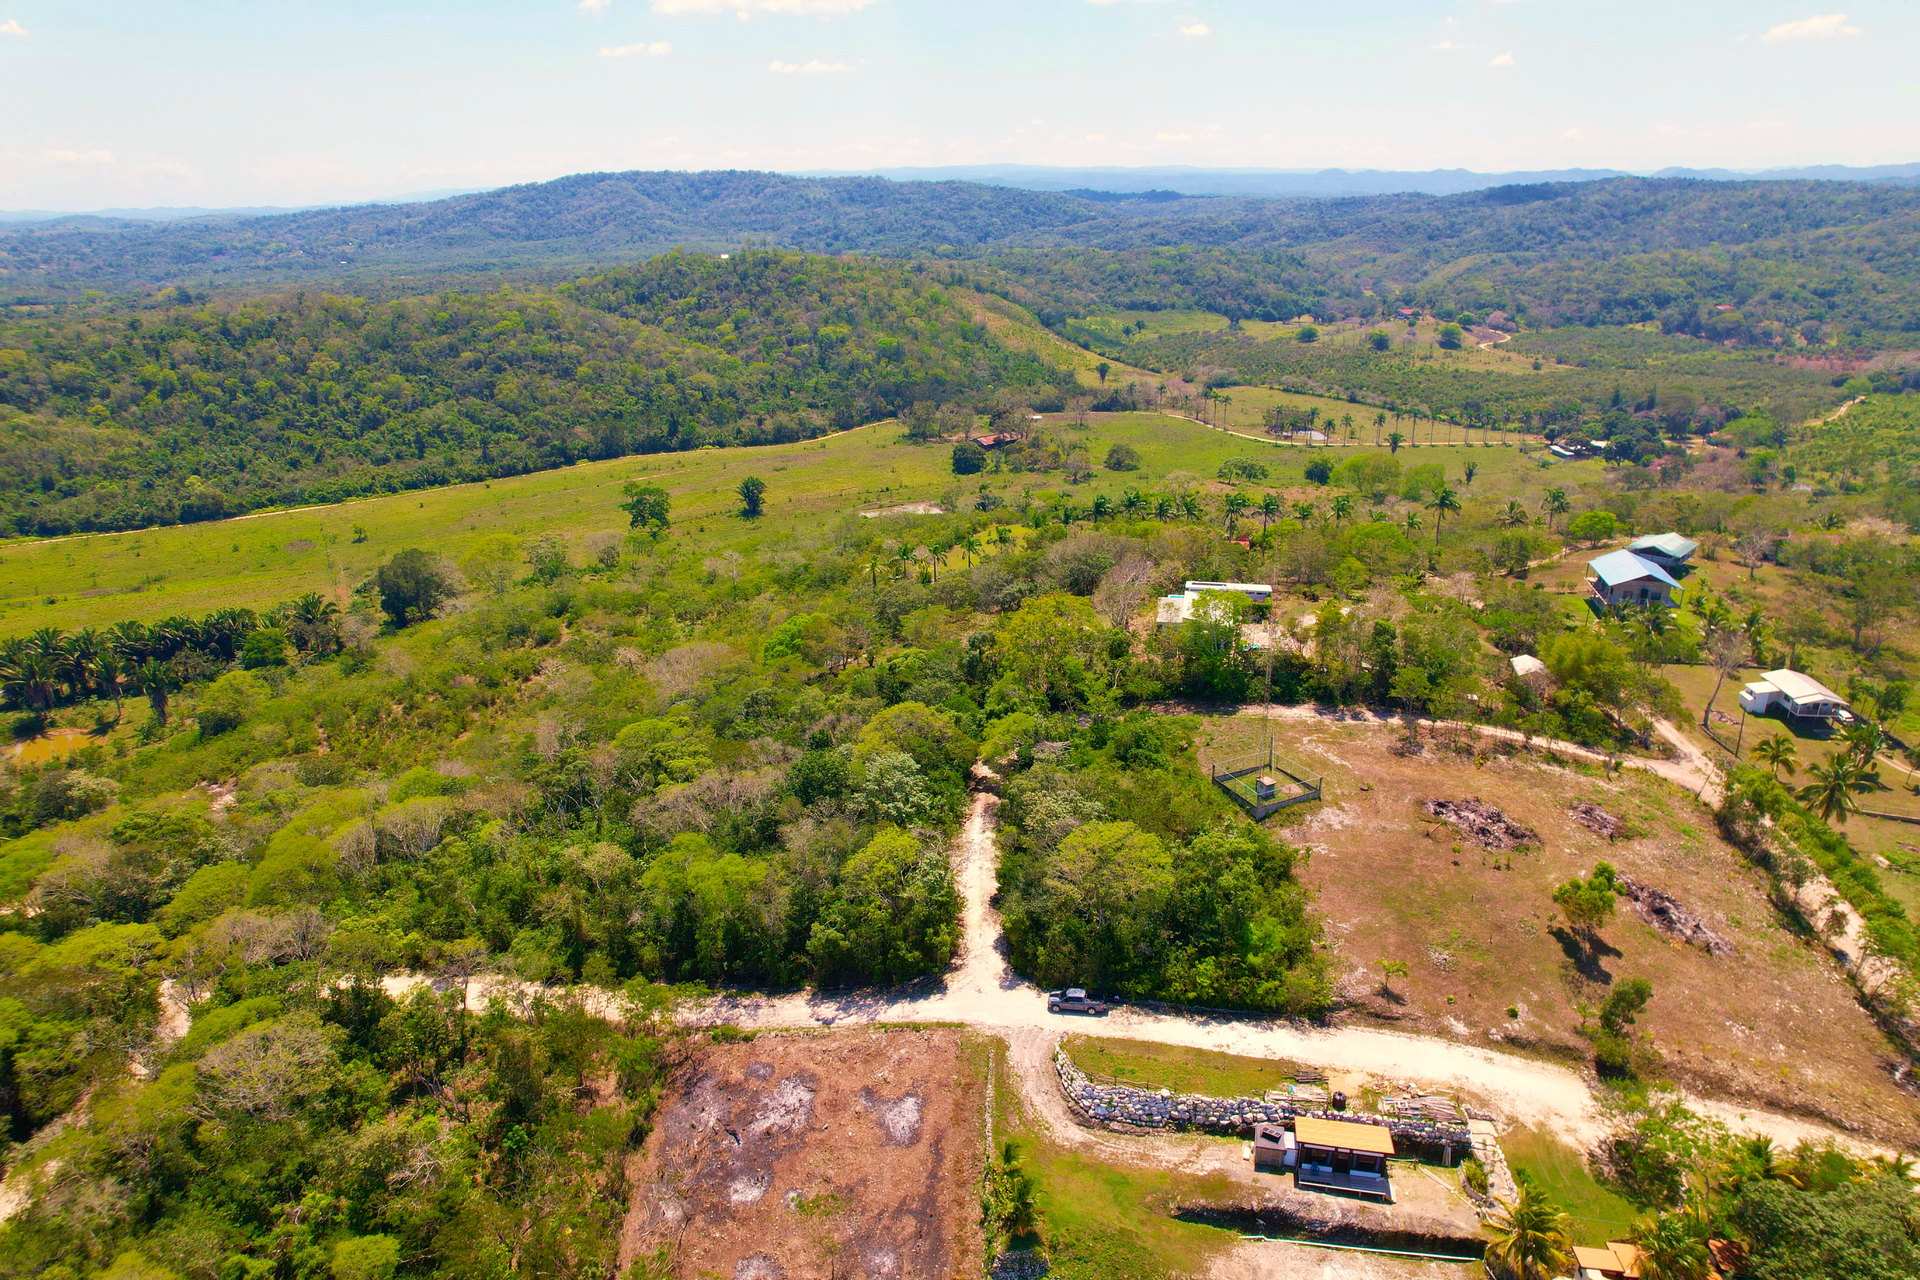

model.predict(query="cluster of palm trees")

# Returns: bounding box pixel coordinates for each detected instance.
[867,528,1011,586]
[1751,719,1891,825]
[0,593,341,727]
[1486,1138,1914,1280]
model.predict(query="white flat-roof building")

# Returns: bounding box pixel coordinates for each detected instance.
[1740,669,1849,720]
[1184,580,1273,602]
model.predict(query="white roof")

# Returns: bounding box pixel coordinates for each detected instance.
[1156,595,1195,624]
[1758,669,1842,705]
[1185,580,1273,597]
[1629,532,1699,560]
[1510,654,1548,677]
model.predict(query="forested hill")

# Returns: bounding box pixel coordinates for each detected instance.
[0,171,1115,296]
[8,171,1920,340]
[0,251,1070,537]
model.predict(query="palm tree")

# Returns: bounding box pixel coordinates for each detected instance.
[1796,756,1877,825]
[892,542,915,579]
[1223,492,1250,534]
[1631,1210,1710,1280]
[95,654,126,720]
[994,525,1013,547]
[1541,487,1569,531]
[1387,430,1404,454]
[1838,721,1884,768]
[1463,461,1478,487]
[1120,489,1146,518]
[1484,1179,1574,1280]
[1426,485,1461,547]
[1373,410,1386,446]
[1402,510,1423,535]
[131,659,177,727]
[1751,732,1799,781]
[1178,492,1202,520]
[1,650,58,714]
[959,533,983,568]
[61,628,103,701]
[1331,494,1354,524]
[1292,501,1317,523]
[1258,493,1281,534]
[1498,500,1531,528]
[1090,494,1113,523]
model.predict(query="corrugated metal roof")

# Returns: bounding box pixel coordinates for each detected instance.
[1293,1117,1395,1155]
[1588,550,1681,590]
[1759,669,1842,705]
[1629,532,1699,560]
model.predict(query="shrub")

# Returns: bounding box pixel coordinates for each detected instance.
[1104,442,1141,472]
[1296,325,1319,344]
[1303,458,1333,485]
[1438,322,1465,349]
[1368,329,1391,352]
[951,441,986,475]
[1566,510,1619,544]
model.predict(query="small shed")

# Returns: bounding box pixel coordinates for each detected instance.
[1628,532,1698,568]
[1293,1117,1394,1200]
[1573,1242,1641,1279]
[1252,1123,1295,1172]
[1510,654,1548,680]
[1587,550,1681,609]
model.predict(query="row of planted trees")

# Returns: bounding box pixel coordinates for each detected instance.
[0,592,344,726]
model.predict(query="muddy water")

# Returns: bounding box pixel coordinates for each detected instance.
[8,728,102,765]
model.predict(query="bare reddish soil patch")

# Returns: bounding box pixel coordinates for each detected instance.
[620,1026,986,1280]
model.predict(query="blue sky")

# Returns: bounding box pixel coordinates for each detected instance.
[4,1,1916,209]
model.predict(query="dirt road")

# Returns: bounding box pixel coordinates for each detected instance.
[708,772,1899,1160]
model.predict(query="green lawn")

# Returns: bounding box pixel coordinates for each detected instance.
[991,1042,1242,1279]
[1062,1034,1306,1098]
[1499,1125,1641,1247]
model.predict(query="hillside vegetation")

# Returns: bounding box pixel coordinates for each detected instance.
[9,172,1920,342]
[0,251,1066,535]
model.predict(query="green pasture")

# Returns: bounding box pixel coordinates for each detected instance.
[0,404,1614,637]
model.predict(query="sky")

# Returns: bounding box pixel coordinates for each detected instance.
[4,1,1918,210]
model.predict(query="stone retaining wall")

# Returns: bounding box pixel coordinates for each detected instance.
[1053,1050,1474,1152]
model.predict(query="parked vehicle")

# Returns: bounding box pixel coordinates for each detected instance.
[1046,988,1107,1016]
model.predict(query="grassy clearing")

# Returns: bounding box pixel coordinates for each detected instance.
[990,1042,1240,1279]
[1062,1034,1305,1098]
[1498,1126,1640,1246]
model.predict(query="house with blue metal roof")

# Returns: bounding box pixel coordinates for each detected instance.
[1587,549,1681,608]
[1627,532,1699,568]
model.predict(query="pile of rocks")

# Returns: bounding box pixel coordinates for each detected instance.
[1423,798,1539,850]
[1054,1051,1473,1150]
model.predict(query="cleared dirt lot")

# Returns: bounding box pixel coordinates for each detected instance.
[1200,713,1920,1147]
[619,1026,987,1280]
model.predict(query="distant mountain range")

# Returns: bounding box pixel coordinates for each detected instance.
[804,162,1920,199]
[7,164,1916,226]
[0,188,485,225]
[5,170,1919,316]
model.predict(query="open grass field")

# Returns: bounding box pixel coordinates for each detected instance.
[1195,713,1920,1148]
[1498,1126,1641,1247]
[1062,1034,1307,1099]
[0,408,1542,635]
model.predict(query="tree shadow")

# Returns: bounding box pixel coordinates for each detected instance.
[1550,926,1617,984]
[1375,985,1408,1007]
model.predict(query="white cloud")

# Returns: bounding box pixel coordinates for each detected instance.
[1763,13,1859,41]
[1433,40,1459,49]
[0,18,26,36]
[1085,133,1108,143]
[769,58,852,73]
[1156,131,1191,142]
[1179,22,1209,36]
[654,0,877,14]
[578,0,613,13]
[1488,52,1515,66]
[45,149,116,166]
[600,41,672,56]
